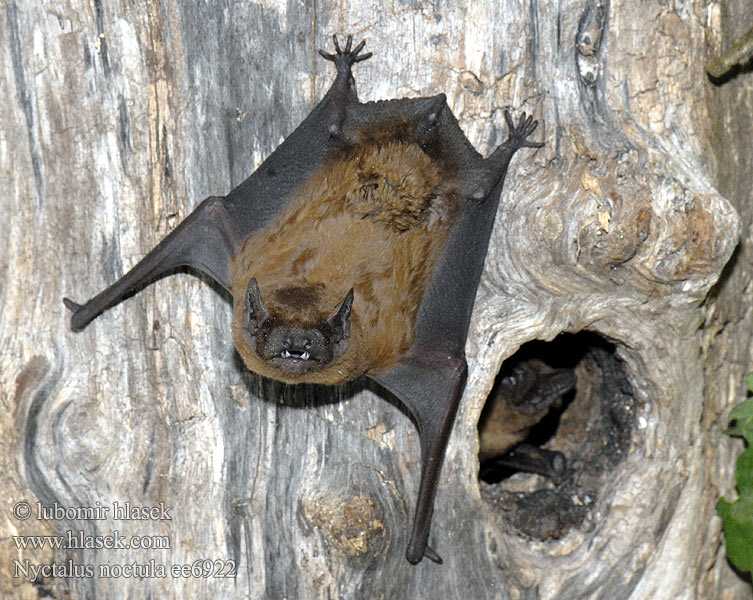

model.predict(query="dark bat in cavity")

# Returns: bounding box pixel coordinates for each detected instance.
[478,358,576,485]
[64,35,542,564]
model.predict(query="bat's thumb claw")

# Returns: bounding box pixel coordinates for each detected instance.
[63,297,90,332]
[63,297,82,313]
[423,545,443,564]
[406,542,443,564]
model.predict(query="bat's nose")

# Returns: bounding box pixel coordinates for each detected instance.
[282,335,313,351]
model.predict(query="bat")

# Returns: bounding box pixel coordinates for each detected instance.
[478,358,576,484]
[64,35,542,564]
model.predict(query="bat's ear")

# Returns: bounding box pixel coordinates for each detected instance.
[327,288,354,342]
[244,278,269,333]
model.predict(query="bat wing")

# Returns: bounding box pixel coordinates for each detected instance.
[64,36,370,331]
[370,112,542,564]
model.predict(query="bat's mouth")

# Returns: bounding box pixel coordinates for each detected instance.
[269,349,322,373]
[281,349,311,361]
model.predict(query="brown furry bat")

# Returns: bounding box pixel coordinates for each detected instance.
[64,35,542,564]
[479,358,575,483]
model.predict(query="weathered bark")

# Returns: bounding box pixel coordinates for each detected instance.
[2,1,752,598]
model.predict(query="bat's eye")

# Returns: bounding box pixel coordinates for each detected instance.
[261,332,269,340]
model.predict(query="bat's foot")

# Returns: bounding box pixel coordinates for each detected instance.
[318,35,372,138]
[503,110,543,150]
[466,110,543,202]
[318,34,372,69]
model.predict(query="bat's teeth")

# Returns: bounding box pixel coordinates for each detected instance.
[282,350,291,358]
[302,352,310,360]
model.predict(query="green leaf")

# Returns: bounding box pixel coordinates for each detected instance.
[736,446,753,497]
[717,494,753,573]
[717,373,753,574]
[725,397,753,441]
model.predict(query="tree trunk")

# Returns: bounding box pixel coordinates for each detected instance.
[2,1,751,598]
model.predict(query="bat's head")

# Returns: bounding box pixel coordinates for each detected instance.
[241,278,353,375]
[503,359,576,415]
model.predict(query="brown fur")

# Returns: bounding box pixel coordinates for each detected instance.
[231,140,460,384]
[478,404,546,462]
[478,359,572,461]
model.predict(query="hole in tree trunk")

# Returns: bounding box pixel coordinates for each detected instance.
[478,332,636,540]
